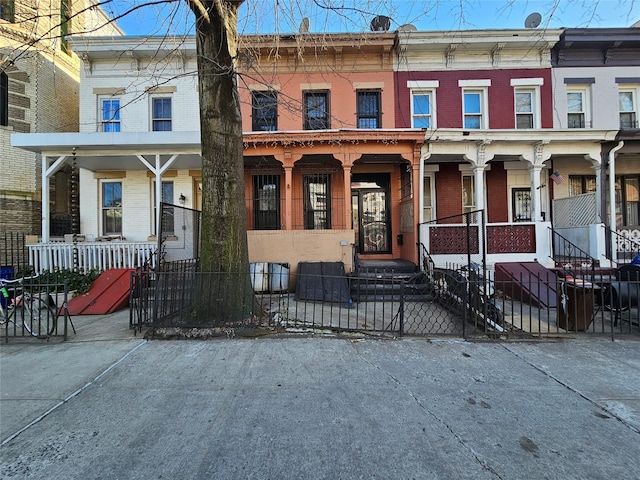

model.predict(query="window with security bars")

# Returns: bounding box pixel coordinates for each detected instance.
[252,91,277,131]
[303,91,329,130]
[356,90,381,129]
[253,175,280,230]
[512,188,531,222]
[0,0,14,22]
[303,174,331,229]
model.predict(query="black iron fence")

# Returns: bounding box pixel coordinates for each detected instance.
[0,232,28,279]
[129,265,640,339]
[1,277,74,342]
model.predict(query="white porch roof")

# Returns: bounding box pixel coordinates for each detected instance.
[11,131,203,171]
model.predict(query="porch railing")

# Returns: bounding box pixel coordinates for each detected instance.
[27,241,156,273]
[603,226,640,265]
[550,228,596,281]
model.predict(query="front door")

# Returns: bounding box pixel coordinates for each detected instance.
[352,174,390,254]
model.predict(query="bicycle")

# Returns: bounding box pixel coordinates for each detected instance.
[1,275,59,338]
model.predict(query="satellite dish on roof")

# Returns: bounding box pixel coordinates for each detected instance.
[524,12,542,28]
[397,23,417,32]
[299,17,310,33]
[370,15,391,32]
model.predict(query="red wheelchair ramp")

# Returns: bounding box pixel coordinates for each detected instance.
[495,262,559,308]
[67,268,134,315]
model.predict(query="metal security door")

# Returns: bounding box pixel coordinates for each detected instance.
[352,174,390,254]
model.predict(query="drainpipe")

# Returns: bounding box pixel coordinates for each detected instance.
[608,141,624,265]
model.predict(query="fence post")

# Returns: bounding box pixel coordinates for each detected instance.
[399,281,405,335]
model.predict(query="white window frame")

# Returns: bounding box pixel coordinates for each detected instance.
[408,81,439,129]
[618,86,639,129]
[150,96,172,132]
[462,174,475,213]
[511,78,543,129]
[566,86,591,128]
[98,96,121,132]
[101,181,123,236]
[152,180,175,235]
[422,174,435,222]
[459,80,490,129]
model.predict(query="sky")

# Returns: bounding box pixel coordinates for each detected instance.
[110,0,640,37]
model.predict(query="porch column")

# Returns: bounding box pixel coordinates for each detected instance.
[41,154,69,243]
[343,164,352,229]
[284,166,293,230]
[41,155,50,243]
[594,163,602,223]
[412,162,421,231]
[274,150,303,231]
[472,164,487,214]
[528,164,544,222]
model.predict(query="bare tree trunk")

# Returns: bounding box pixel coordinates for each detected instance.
[187,1,254,323]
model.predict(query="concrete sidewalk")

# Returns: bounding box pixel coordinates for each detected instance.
[1,313,639,479]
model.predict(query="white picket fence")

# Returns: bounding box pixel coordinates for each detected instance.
[27,241,156,273]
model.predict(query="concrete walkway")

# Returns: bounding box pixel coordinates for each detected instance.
[1,311,639,479]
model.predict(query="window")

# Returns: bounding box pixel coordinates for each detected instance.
[411,91,434,128]
[512,188,532,222]
[423,176,433,222]
[569,175,596,196]
[152,97,172,131]
[462,175,475,213]
[153,181,174,235]
[0,71,7,126]
[252,90,277,131]
[100,98,121,132]
[356,90,381,129]
[102,182,122,235]
[60,0,70,54]
[619,90,638,129]
[616,176,640,227]
[463,90,485,129]
[303,174,331,229]
[567,89,588,128]
[303,91,329,130]
[0,0,14,22]
[253,175,280,230]
[515,90,535,129]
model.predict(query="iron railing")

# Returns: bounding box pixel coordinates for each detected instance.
[603,226,640,265]
[129,266,639,339]
[550,228,597,281]
[1,278,73,342]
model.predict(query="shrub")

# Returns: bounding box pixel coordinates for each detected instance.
[37,269,101,294]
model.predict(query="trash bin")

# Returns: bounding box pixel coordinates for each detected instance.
[269,262,290,292]
[250,262,269,293]
[0,266,14,280]
[557,279,598,331]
